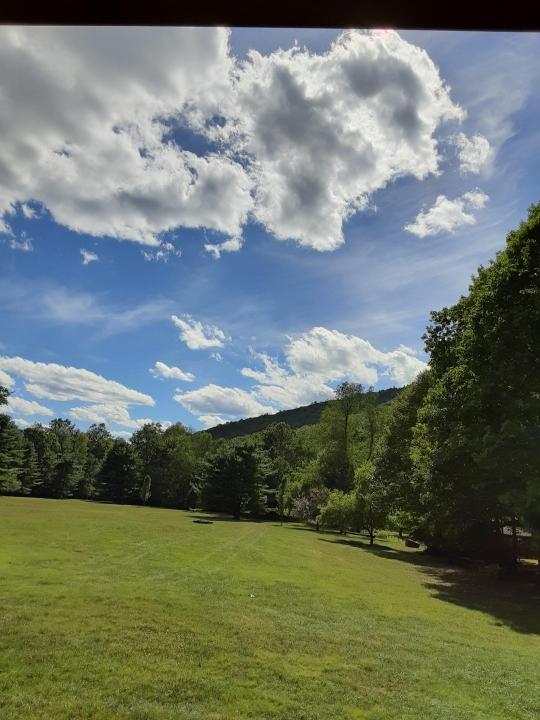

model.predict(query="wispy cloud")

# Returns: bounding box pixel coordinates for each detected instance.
[0,279,173,337]
[10,231,33,251]
[150,361,194,382]
[142,241,182,262]
[171,314,230,350]
[80,248,99,264]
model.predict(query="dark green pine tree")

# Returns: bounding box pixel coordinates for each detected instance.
[201,443,267,519]
[0,413,24,494]
[23,424,60,496]
[19,438,42,495]
[98,438,140,504]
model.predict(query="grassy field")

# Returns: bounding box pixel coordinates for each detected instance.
[1,498,539,719]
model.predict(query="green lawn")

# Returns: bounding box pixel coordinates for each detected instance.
[1,498,539,719]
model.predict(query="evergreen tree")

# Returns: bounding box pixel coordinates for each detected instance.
[23,423,60,495]
[0,413,24,494]
[201,443,266,519]
[98,438,139,503]
[19,438,41,495]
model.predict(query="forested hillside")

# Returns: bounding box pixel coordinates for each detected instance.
[205,385,402,440]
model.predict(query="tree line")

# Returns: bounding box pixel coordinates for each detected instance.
[0,380,391,521]
[1,203,539,559]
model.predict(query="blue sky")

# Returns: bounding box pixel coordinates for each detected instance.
[1,27,539,434]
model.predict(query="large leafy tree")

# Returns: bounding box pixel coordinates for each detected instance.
[261,422,296,523]
[370,372,432,534]
[131,423,167,505]
[160,423,200,508]
[414,202,540,551]
[317,382,364,491]
[46,419,87,499]
[79,423,113,499]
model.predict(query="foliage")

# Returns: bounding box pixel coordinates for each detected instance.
[318,489,357,533]
[205,387,402,440]
[98,438,139,504]
[200,443,267,519]
[415,202,540,552]
[0,385,9,406]
[316,383,363,492]
[0,413,24,494]
[44,419,87,499]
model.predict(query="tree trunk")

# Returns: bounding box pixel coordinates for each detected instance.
[512,517,518,555]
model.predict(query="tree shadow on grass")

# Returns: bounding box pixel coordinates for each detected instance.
[318,536,540,635]
[190,514,272,523]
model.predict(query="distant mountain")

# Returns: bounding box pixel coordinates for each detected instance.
[205,386,404,440]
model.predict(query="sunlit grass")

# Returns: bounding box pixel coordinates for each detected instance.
[1,497,539,719]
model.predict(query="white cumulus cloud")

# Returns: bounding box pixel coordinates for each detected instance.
[171,314,230,350]
[204,236,244,259]
[111,430,133,438]
[69,403,152,430]
[0,27,468,254]
[178,326,427,427]
[197,414,228,429]
[150,361,194,381]
[5,396,54,416]
[13,418,32,427]
[241,329,427,410]
[453,132,491,173]
[80,248,99,264]
[404,189,489,237]
[220,29,464,251]
[174,384,275,419]
[0,26,251,246]
[0,356,154,406]
[0,369,15,388]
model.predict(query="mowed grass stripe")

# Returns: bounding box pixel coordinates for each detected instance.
[0,497,539,719]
